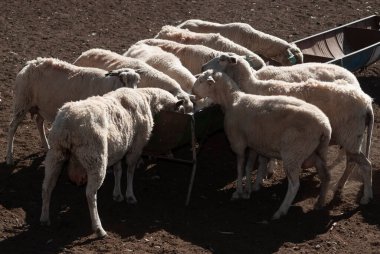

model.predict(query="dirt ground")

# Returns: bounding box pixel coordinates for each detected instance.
[1,0,380,253]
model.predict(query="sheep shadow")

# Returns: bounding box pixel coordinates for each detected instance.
[359,168,380,228]
[0,132,369,253]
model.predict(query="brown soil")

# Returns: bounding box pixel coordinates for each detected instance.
[0,1,380,253]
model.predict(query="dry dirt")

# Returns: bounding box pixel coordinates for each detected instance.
[1,1,380,253]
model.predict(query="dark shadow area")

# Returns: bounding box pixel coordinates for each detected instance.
[0,131,365,254]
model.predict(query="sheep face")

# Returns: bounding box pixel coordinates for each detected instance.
[177,94,194,114]
[201,53,238,73]
[192,70,216,99]
[106,68,141,88]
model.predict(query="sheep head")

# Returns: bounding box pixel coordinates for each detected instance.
[192,69,219,100]
[105,68,141,88]
[273,44,304,66]
[201,53,237,72]
[152,89,187,114]
[193,69,239,107]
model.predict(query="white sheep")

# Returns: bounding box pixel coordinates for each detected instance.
[254,62,360,89]
[178,19,303,65]
[193,69,332,219]
[155,25,266,70]
[6,57,140,165]
[73,48,194,113]
[40,87,185,238]
[203,55,362,174]
[202,54,374,204]
[131,38,229,75]
[124,43,195,93]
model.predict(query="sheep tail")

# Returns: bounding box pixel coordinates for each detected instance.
[365,107,374,158]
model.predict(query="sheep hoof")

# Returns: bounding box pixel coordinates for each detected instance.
[126,196,137,204]
[40,219,51,226]
[272,210,284,220]
[6,157,14,166]
[332,189,343,201]
[243,190,251,199]
[95,228,108,238]
[314,201,325,210]
[360,195,372,205]
[113,194,124,202]
[231,191,250,200]
[252,184,261,192]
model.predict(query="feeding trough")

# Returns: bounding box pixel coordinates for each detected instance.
[143,106,224,206]
[293,15,380,71]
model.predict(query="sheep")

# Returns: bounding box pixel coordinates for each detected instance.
[6,57,140,166]
[124,43,195,93]
[177,19,303,65]
[40,87,185,238]
[254,62,361,89]
[127,39,223,75]
[73,48,194,113]
[204,55,362,173]
[132,38,263,76]
[192,69,332,219]
[154,25,265,70]
[202,54,374,204]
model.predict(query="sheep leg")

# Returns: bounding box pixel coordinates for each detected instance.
[313,154,330,209]
[112,161,124,202]
[252,156,269,192]
[125,154,140,204]
[232,152,250,200]
[333,156,355,198]
[40,149,65,226]
[244,150,257,195]
[86,161,108,238]
[349,152,373,204]
[272,161,301,220]
[6,110,27,165]
[35,114,50,150]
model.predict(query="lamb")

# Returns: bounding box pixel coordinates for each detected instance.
[40,87,185,238]
[177,19,303,65]
[124,43,195,93]
[154,25,265,70]
[202,54,374,204]
[193,69,332,219]
[6,57,140,165]
[132,38,267,76]
[73,48,194,113]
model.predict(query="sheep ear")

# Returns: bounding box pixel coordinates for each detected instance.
[207,76,215,85]
[219,54,228,62]
[219,54,237,65]
[194,73,201,78]
[105,70,117,77]
[228,56,237,64]
[189,94,197,102]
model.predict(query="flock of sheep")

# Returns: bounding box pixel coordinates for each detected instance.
[5,19,374,238]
